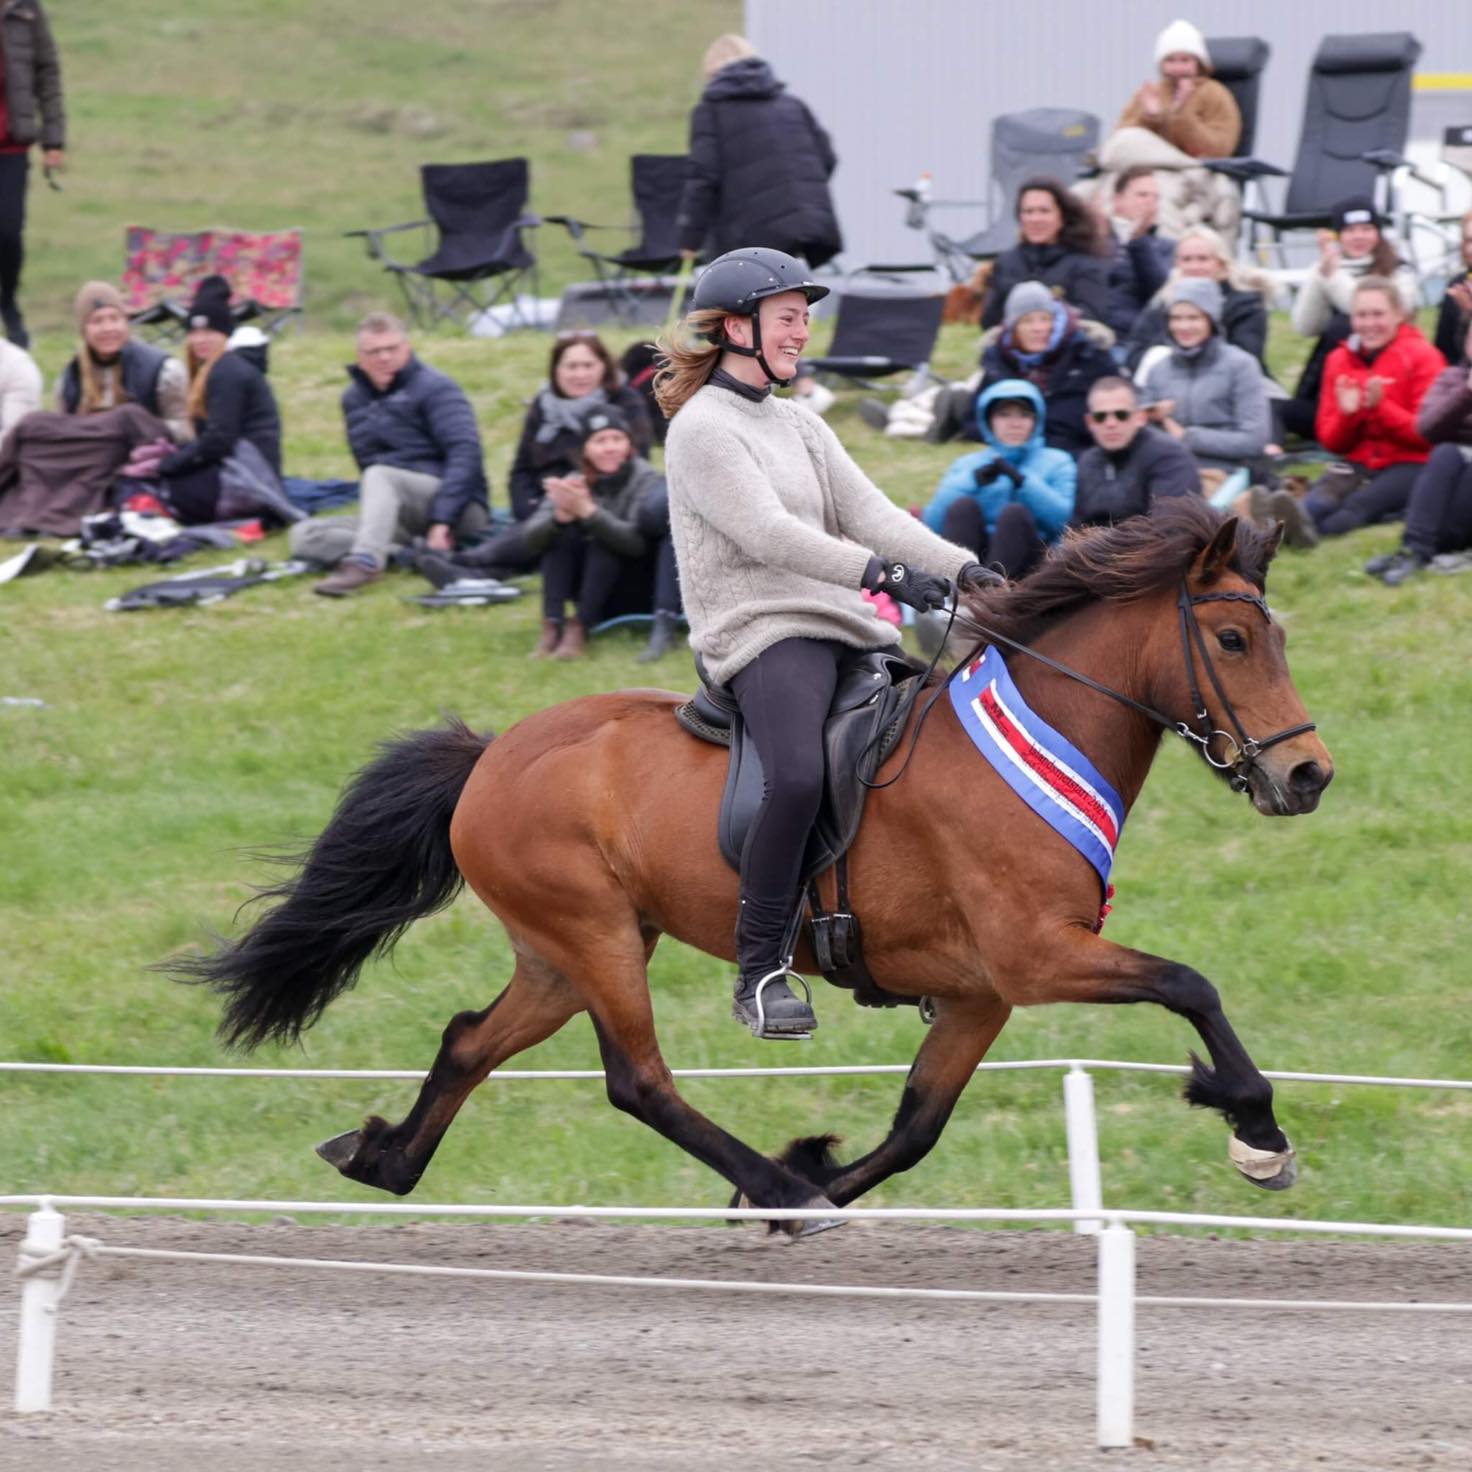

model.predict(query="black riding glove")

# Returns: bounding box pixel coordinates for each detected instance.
[957,560,1006,591]
[874,560,952,613]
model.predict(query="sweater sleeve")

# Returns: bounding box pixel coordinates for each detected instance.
[1181,352,1270,461]
[1291,271,1333,337]
[1168,80,1240,158]
[0,350,42,447]
[672,419,875,589]
[812,416,973,579]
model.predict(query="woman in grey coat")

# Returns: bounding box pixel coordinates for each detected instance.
[1142,277,1269,474]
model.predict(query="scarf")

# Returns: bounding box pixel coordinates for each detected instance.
[533,384,609,444]
[710,367,771,403]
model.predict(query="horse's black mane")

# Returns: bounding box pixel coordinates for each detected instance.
[957,500,1277,647]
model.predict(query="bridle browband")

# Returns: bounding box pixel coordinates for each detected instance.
[955,579,1317,795]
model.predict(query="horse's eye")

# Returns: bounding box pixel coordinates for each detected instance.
[1217,629,1247,654]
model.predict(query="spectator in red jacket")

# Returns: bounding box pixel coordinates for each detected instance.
[1305,277,1446,538]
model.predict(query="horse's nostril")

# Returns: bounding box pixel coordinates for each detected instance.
[1289,761,1326,796]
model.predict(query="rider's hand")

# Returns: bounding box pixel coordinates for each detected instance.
[957,560,1005,591]
[875,560,952,613]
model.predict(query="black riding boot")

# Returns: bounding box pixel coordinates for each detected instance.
[732,897,817,1040]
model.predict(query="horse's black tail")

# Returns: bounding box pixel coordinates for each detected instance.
[169,719,492,1052]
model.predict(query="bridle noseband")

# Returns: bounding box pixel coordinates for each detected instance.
[958,580,1317,795]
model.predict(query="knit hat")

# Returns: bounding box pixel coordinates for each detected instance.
[1332,196,1382,232]
[1003,280,1057,329]
[1154,19,1211,70]
[1167,276,1223,327]
[580,403,632,445]
[74,281,126,333]
[185,274,234,335]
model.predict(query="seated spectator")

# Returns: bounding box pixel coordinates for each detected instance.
[1125,225,1270,375]
[1432,207,1472,366]
[1098,20,1242,237]
[510,331,652,522]
[0,333,41,452]
[1073,376,1200,526]
[0,281,188,536]
[289,311,489,596]
[968,281,1115,457]
[525,406,664,660]
[1103,166,1176,341]
[1278,198,1420,444]
[1363,319,1472,584]
[1141,279,1269,475]
[921,378,1075,581]
[146,277,287,527]
[1304,276,1445,539]
[980,178,1111,330]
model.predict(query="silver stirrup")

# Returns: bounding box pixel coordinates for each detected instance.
[751,965,815,1038]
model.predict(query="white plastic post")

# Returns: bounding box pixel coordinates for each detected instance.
[14,1204,65,1413]
[1095,1220,1136,1450]
[1063,1066,1103,1234]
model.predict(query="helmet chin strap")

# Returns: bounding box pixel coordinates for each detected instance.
[721,312,788,385]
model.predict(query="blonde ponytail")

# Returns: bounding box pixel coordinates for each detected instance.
[653,308,729,420]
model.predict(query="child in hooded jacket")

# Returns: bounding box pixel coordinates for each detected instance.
[922,378,1076,580]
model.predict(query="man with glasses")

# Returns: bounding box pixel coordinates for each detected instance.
[1073,376,1198,527]
[290,311,490,596]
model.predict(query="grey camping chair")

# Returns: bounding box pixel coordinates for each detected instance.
[1237,32,1423,264]
[803,282,946,396]
[892,108,1100,281]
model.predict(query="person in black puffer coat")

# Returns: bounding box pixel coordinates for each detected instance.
[153,277,286,526]
[675,35,841,267]
[971,282,1117,458]
[979,177,1112,330]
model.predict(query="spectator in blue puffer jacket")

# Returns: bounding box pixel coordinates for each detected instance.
[290,311,489,596]
[922,378,1076,579]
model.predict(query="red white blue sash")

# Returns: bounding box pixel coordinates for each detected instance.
[950,645,1125,895]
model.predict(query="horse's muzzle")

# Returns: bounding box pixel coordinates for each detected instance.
[1248,757,1333,816]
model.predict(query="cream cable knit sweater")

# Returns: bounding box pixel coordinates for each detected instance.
[665,383,972,685]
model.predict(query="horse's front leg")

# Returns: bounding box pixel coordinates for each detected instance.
[1001,929,1297,1191]
[770,995,1012,1208]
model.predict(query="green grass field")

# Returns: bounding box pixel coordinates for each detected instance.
[3,3,1471,1233]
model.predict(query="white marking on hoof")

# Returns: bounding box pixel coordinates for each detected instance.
[315,1129,361,1171]
[1229,1133,1298,1190]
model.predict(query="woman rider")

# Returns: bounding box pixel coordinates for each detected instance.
[656,247,996,1039]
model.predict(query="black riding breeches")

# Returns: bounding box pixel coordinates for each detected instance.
[729,637,845,972]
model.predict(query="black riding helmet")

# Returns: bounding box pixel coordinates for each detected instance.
[692,247,830,384]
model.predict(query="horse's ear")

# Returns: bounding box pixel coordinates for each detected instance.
[1191,516,1240,585]
[1260,519,1285,565]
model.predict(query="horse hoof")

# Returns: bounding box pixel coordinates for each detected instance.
[315,1129,362,1173]
[1229,1134,1298,1191]
[788,1194,846,1239]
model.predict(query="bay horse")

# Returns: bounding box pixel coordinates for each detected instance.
[175,502,1333,1227]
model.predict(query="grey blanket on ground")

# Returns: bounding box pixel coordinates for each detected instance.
[0,404,170,537]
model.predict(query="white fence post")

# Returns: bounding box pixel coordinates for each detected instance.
[1064,1065,1103,1234]
[1095,1219,1136,1449]
[14,1203,65,1413]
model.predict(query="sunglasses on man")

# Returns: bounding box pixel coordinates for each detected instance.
[1088,408,1135,424]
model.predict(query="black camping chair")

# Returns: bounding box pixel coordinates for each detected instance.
[803,284,946,396]
[1194,37,1273,247]
[546,155,692,326]
[1231,33,1423,265]
[892,108,1101,280]
[346,159,541,330]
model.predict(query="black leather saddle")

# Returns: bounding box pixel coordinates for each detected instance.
[675,648,921,884]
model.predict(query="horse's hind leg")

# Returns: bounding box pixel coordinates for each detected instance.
[769,995,1012,1208]
[319,951,584,1196]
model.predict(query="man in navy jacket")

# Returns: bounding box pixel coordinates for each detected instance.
[291,311,489,596]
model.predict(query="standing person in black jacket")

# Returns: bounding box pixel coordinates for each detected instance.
[675,34,842,267]
[290,310,489,596]
[1072,376,1199,525]
[153,277,284,526]
[979,177,1112,331]
[0,0,64,347]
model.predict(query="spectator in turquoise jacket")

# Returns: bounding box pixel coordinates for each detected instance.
[921,378,1076,579]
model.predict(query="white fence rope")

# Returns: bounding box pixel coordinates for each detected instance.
[9,1055,1472,1445]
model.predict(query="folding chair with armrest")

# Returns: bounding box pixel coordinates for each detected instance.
[545,154,692,325]
[802,284,946,398]
[346,159,541,331]
[1225,32,1423,266]
[892,108,1100,280]
[1357,127,1472,287]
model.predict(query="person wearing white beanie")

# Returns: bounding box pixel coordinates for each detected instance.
[1097,18,1242,237]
